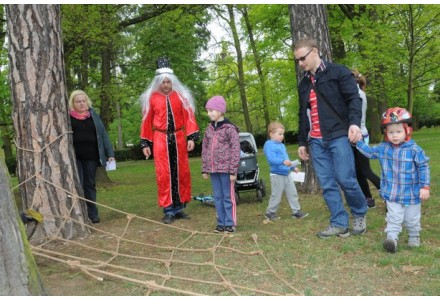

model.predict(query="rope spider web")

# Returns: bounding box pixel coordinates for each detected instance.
[17,179,305,296]
[30,194,303,296]
[13,133,303,296]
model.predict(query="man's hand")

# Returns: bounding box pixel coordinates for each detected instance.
[142,147,151,159]
[298,146,309,161]
[187,140,195,151]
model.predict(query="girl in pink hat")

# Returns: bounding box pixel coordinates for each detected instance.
[201,96,241,233]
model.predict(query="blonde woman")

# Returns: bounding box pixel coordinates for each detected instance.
[69,90,115,224]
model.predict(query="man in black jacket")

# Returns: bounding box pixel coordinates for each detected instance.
[294,37,367,238]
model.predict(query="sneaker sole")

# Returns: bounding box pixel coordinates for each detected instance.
[293,213,309,219]
[317,231,351,239]
[351,228,366,235]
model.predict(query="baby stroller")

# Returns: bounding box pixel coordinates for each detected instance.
[235,132,266,204]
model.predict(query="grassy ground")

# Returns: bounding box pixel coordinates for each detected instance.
[18,127,440,296]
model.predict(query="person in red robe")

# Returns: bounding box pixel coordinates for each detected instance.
[140,57,200,224]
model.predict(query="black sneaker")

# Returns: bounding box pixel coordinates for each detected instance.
[91,216,100,224]
[366,198,376,208]
[175,211,190,220]
[265,212,280,221]
[292,210,309,219]
[162,214,174,224]
[214,225,224,233]
[383,239,397,253]
[224,226,236,233]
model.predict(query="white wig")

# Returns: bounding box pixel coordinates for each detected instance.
[140,72,196,120]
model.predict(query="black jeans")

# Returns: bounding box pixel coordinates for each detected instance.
[353,147,380,198]
[76,159,100,220]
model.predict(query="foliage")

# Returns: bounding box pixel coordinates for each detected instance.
[3,4,439,156]
[328,4,440,122]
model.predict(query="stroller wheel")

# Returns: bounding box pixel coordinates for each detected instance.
[259,179,266,197]
[234,192,240,205]
[256,189,263,202]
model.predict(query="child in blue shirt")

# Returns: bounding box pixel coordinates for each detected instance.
[263,121,308,221]
[356,107,430,253]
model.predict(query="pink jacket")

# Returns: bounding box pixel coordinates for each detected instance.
[201,119,241,175]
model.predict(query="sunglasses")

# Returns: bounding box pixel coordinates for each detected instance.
[295,48,314,63]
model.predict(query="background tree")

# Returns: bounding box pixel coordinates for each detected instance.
[0,5,14,170]
[6,4,89,241]
[288,4,332,193]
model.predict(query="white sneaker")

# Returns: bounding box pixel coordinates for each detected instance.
[408,236,420,247]
[352,215,367,235]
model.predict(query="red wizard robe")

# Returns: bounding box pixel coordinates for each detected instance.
[141,90,199,207]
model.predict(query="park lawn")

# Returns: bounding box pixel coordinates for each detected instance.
[17,126,440,296]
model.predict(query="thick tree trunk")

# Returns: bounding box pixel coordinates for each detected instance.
[289,4,332,193]
[0,151,47,295]
[6,4,90,242]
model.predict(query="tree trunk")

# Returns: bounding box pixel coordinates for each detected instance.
[6,4,90,242]
[241,6,270,131]
[289,4,332,193]
[227,4,253,134]
[0,151,48,295]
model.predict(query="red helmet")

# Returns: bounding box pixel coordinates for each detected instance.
[381,107,412,141]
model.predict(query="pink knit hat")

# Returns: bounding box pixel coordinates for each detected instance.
[205,95,226,113]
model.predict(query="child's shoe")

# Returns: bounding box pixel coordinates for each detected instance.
[408,236,420,247]
[292,210,309,219]
[224,226,236,233]
[383,239,397,253]
[214,225,224,233]
[265,212,280,221]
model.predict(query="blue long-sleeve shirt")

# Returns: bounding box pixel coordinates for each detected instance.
[263,140,295,176]
[356,139,430,205]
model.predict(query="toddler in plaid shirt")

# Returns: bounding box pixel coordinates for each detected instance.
[356,107,430,253]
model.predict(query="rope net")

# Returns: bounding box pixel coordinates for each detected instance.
[13,133,303,296]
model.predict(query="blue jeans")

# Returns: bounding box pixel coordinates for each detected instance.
[309,137,367,228]
[210,173,237,227]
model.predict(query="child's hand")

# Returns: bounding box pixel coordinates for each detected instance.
[202,173,208,180]
[293,167,299,173]
[420,188,430,201]
[230,174,237,181]
[283,160,292,166]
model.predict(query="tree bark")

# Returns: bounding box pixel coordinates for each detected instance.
[0,151,48,295]
[6,4,90,242]
[241,6,270,131]
[227,4,253,133]
[289,4,332,193]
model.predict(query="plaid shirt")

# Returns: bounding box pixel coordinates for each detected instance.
[356,139,430,205]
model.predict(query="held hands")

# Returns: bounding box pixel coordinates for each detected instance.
[202,173,208,180]
[348,125,362,144]
[230,174,237,181]
[420,188,430,201]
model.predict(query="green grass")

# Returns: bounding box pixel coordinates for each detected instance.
[12,126,440,296]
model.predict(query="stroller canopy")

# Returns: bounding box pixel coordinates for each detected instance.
[239,132,258,154]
